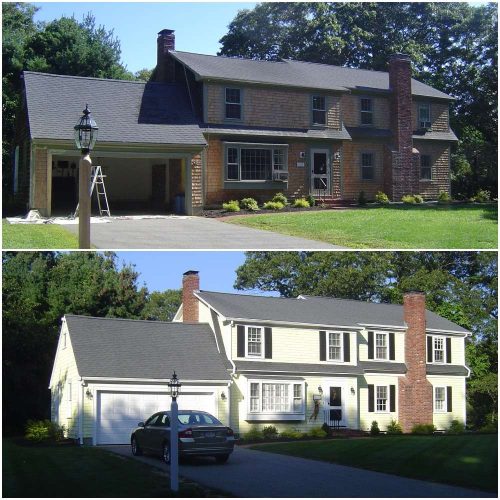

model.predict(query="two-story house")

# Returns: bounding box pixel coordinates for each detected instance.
[50,271,470,445]
[15,29,457,216]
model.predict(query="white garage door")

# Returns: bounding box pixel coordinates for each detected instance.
[97,391,217,445]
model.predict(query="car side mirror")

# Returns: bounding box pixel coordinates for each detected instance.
[138,422,145,427]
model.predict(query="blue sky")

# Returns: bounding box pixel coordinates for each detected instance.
[114,251,278,295]
[33,2,257,74]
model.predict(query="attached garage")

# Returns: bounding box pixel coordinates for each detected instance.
[96,390,218,444]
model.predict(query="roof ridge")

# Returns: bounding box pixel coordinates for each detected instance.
[172,50,289,65]
[64,314,210,326]
[199,290,295,300]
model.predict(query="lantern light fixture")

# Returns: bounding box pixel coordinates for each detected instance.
[74,104,98,154]
[168,371,181,401]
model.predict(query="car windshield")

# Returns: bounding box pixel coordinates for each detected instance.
[177,412,222,425]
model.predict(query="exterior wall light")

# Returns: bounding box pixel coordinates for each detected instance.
[221,391,227,401]
[351,387,356,395]
[85,388,93,399]
[318,386,323,395]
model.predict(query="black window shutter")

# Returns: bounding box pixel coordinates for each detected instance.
[368,385,374,412]
[320,331,326,361]
[237,325,245,357]
[264,327,272,359]
[343,332,350,362]
[447,386,453,412]
[390,385,396,412]
[368,331,374,359]
[446,338,452,364]
[427,336,433,362]
[389,332,395,360]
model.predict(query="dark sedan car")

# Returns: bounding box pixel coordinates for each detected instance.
[131,410,236,464]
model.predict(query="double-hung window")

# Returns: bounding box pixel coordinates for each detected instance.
[434,386,446,412]
[419,103,431,129]
[225,144,288,182]
[246,326,263,358]
[420,155,432,180]
[312,96,326,125]
[328,332,343,361]
[433,337,445,363]
[248,380,305,418]
[376,386,388,412]
[360,98,373,125]
[225,88,242,120]
[361,152,374,180]
[375,332,388,360]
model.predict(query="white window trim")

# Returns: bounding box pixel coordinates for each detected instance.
[245,325,264,359]
[374,384,390,414]
[327,330,344,363]
[432,335,446,364]
[312,95,327,126]
[374,331,389,361]
[434,386,447,413]
[246,379,306,420]
[225,87,242,120]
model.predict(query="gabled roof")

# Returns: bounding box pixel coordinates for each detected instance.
[23,72,206,147]
[171,51,453,100]
[196,291,469,334]
[65,315,231,381]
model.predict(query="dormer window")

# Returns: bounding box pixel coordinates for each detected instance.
[360,98,373,125]
[312,96,326,125]
[419,103,431,129]
[225,88,241,120]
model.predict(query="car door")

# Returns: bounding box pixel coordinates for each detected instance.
[149,412,170,454]
[141,413,161,451]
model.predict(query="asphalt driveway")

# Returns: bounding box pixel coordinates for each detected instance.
[104,445,492,498]
[63,216,343,249]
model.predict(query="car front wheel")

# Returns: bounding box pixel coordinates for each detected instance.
[215,454,230,464]
[162,442,171,464]
[131,436,142,456]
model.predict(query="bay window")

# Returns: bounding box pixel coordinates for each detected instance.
[247,380,305,419]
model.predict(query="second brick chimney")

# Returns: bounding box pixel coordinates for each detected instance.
[182,270,199,322]
[398,291,434,432]
[388,54,420,200]
[156,29,176,82]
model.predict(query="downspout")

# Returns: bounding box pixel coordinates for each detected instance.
[79,379,84,444]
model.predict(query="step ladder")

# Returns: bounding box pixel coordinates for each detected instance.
[73,165,111,218]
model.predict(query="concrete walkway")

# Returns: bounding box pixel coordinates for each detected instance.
[104,445,492,498]
[63,216,343,249]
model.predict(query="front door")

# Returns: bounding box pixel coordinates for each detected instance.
[310,149,331,196]
[325,385,346,428]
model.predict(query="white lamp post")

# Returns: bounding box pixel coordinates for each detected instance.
[168,371,181,492]
[74,104,98,249]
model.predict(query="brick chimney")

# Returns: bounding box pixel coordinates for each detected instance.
[156,29,176,82]
[398,291,434,432]
[182,270,199,322]
[388,54,419,200]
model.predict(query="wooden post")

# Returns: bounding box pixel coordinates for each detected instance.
[78,154,92,249]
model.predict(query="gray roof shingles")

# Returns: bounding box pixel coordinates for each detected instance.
[196,291,469,334]
[171,51,454,100]
[65,315,231,381]
[23,71,206,146]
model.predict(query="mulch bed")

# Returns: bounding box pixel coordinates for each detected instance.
[201,205,355,218]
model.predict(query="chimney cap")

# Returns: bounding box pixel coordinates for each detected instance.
[158,29,175,36]
[389,53,411,62]
[183,270,199,276]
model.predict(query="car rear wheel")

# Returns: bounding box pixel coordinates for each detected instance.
[131,436,142,456]
[215,454,230,464]
[162,442,171,464]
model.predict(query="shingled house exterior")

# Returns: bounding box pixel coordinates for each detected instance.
[16,29,457,216]
[50,271,470,445]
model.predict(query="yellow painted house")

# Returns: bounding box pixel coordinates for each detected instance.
[50,271,470,445]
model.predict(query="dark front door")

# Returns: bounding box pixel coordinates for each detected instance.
[310,149,331,196]
[325,386,345,428]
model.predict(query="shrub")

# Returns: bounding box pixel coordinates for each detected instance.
[293,198,310,208]
[321,422,331,435]
[243,427,263,441]
[262,425,278,439]
[472,189,491,203]
[478,422,498,433]
[438,190,452,204]
[358,190,368,206]
[375,191,390,204]
[25,419,65,443]
[411,423,436,435]
[370,420,380,436]
[263,201,285,210]
[307,427,328,438]
[386,420,403,435]
[414,194,424,204]
[306,195,316,207]
[272,192,288,205]
[240,197,259,211]
[447,419,465,435]
[279,428,303,439]
[402,194,416,204]
[222,200,240,212]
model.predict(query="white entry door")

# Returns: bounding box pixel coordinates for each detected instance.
[310,149,331,196]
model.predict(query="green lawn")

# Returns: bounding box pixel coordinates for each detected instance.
[225,204,498,248]
[2,438,218,497]
[2,220,79,249]
[251,434,497,492]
